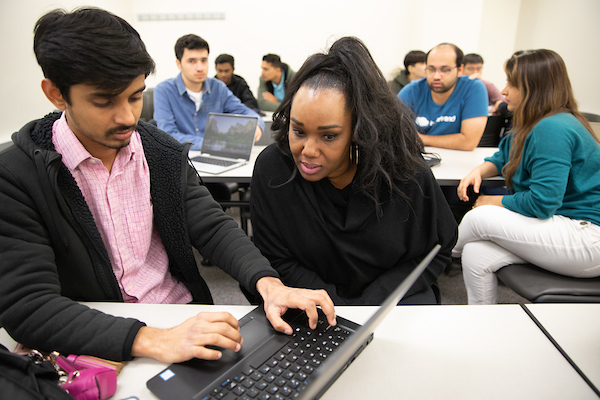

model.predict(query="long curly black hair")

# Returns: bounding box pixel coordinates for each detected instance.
[272,36,425,214]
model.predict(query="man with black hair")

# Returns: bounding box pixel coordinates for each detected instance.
[0,7,335,363]
[398,43,488,151]
[388,50,427,95]
[257,54,296,112]
[463,53,505,114]
[154,34,263,149]
[214,54,259,111]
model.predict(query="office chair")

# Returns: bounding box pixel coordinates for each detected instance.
[582,112,600,123]
[582,112,600,142]
[140,88,154,122]
[478,115,511,147]
[495,263,600,303]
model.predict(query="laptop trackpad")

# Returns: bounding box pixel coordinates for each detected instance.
[218,319,283,362]
[160,319,283,396]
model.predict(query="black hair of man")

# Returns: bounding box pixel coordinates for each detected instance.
[464,53,484,65]
[271,36,425,213]
[403,50,427,69]
[34,7,155,104]
[427,43,465,67]
[262,54,282,69]
[175,34,210,61]
[215,54,235,68]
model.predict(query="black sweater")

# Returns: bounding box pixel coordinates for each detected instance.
[250,144,457,305]
[0,113,277,361]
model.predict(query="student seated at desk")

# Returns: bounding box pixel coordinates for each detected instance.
[0,7,335,364]
[453,49,600,304]
[249,37,457,305]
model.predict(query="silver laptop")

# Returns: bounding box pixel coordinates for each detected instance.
[190,113,258,174]
[147,244,441,400]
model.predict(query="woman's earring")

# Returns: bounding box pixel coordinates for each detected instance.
[351,142,359,165]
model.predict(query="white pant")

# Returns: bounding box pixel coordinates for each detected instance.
[452,206,600,304]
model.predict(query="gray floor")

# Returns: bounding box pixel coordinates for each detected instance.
[200,196,527,306]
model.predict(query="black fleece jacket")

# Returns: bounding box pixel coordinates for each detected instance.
[0,112,277,361]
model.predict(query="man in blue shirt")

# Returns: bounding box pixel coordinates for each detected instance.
[154,34,263,150]
[398,43,488,151]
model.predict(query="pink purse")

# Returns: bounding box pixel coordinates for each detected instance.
[54,355,117,400]
[14,345,120,400]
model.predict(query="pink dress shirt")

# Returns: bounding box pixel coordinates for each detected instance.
[53,112,192,304]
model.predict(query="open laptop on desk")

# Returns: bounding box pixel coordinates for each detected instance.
[147,244,441,400]
[190,113,258,174]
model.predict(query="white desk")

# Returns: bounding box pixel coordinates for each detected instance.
[525,304,600,392]
[191,146,502,187]
[3,303,596,399]
[426,146,503,186]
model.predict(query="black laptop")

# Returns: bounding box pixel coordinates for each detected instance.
[147,244,441,400]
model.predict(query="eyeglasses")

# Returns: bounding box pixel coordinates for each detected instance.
[425,66,457,75]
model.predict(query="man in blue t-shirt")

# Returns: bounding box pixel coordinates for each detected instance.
[398,43,488,151]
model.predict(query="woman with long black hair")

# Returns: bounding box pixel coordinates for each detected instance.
[249,37,457,305]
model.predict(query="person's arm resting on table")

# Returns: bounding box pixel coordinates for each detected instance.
[261,92,279,106]
[257,78,280,112]
[419,115,487,151]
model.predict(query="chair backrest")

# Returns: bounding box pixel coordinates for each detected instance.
[582,112,600,142]
[478,115,510,147]
[255,120,276,146]
[140,88,154,122]
[582,112,600,123]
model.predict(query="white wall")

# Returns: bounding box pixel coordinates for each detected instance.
[514,0,600,114]
[0,0,597,144]
[478,0,522,92]
[0,0,134,143]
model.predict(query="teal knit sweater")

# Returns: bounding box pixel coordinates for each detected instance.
[486,113,600,226]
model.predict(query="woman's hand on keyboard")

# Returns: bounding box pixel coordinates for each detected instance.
[256,277,337,335]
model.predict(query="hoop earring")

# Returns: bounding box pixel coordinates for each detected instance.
[350,142,359,165]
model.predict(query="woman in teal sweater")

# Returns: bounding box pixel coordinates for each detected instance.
[452,49,600,304]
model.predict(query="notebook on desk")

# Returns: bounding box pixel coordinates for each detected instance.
[146,244,441,400]
[190,113,258,174]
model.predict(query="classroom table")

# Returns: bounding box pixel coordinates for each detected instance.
[524,303,600,393]
[192,146,502,187]
[426,146,503,186]
[2,303,597,399]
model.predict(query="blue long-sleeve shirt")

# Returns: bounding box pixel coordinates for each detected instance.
[153,74,264,150]
[486,113,600,225]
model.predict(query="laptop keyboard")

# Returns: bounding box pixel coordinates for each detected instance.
[192,156,238,167]
[198,319,353,400]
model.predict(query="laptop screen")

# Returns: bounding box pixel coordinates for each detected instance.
[201,113,258,160]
